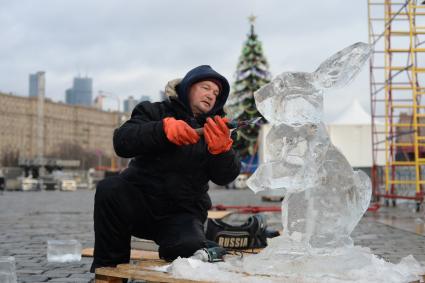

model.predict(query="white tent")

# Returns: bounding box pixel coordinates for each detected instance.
[326,100,385,167]
[329,99,373,125]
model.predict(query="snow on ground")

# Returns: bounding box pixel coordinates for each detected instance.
[151,240,425,283]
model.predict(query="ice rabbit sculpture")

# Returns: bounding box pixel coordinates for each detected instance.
[247,42,373,249]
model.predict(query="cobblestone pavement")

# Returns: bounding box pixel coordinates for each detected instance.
[0,188,425,282]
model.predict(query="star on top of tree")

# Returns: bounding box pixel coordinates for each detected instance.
[248,14,257,25]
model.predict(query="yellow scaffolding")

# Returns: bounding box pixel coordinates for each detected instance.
[368,0,425,210]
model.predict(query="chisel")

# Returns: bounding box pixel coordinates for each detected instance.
[195,117,262,135]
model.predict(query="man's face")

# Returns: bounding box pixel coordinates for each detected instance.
[188,80,220,116]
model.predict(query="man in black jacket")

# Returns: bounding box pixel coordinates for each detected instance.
[91,65,241,271]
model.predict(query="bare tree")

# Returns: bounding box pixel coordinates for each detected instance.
[46,142,110,170]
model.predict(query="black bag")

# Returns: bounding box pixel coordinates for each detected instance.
[205,214,268,249]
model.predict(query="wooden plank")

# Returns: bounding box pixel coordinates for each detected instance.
[207,210,233,219]
[135,260,168,269]
[96,264,213,283]
[95,267,132,281]
[95,274,124,283]
[82,248,159,260]
[81,248,94,257]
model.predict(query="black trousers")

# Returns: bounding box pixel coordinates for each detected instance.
[91,176,206,272]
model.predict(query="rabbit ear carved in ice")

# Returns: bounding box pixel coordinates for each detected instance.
[313,42,372,89]
[253,42,372,125]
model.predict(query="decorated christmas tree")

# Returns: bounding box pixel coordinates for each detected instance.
[226,15,271,172]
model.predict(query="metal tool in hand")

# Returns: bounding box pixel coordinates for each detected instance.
[195,117,262,135]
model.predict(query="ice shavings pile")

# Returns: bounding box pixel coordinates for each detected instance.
[150,246,425,283]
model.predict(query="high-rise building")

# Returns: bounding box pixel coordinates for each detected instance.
[65,76,93,106]
[65,88,74,104]
[123,96,139,113]
[29,71,45,97]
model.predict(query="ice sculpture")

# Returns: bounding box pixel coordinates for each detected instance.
[247,42,373,250]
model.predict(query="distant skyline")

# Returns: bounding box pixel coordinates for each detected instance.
[0,0,370,121]
[65,76,93,107]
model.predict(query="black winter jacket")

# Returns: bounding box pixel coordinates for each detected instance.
[113,86,240,222]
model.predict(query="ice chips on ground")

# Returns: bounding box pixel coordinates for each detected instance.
[151,249,425,283]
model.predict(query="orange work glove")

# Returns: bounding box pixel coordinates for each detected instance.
[204,116,233,155]
[163,117,200,146]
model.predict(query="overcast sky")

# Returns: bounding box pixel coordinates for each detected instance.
[0,0,371,120]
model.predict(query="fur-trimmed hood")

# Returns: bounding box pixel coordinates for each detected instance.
[164,78,182,99]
